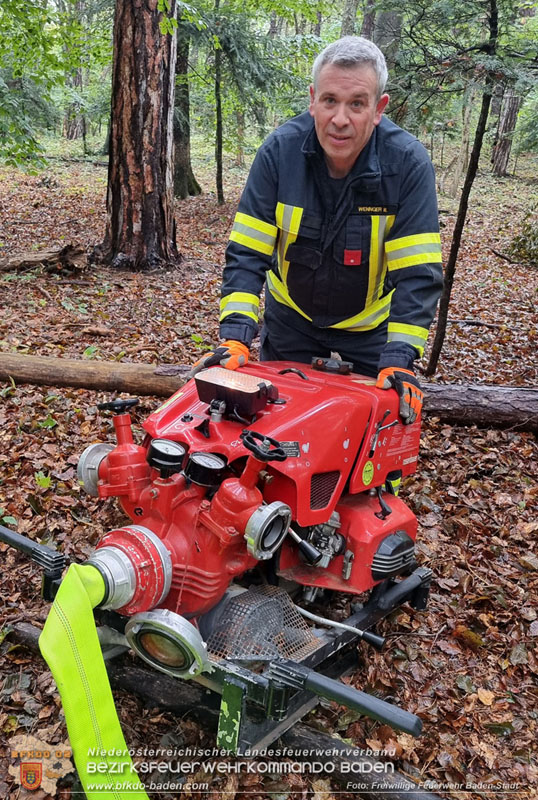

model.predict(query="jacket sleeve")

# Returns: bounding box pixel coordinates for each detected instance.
[219,143,279,346]
[378,142,444,371]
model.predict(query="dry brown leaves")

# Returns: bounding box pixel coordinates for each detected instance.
[1,156,537,799]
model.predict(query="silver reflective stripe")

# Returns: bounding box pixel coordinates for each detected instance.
[222,300,259,315]
[334,294,393,331]
[387,242,442,262]
[372,215,389,300]
[232,221,276,248]
[387,330,427,348]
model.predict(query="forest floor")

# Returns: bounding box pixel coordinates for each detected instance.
[0,146,537,800]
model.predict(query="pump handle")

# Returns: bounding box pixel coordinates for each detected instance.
[268,659,422,737]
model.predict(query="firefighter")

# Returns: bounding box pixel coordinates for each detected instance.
[191,36,443,424]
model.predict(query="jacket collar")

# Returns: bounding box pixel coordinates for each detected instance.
[301,113,381,192]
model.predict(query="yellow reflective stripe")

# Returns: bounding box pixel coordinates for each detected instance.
[329,290,394,331]
[388,251,443,270]
[386,233,442,271]
[275,204,303,285]
[385,232,441,251]
[367,214,394,306]
[366,214,381,308]
[266,270,312,320]
[276,203,303,235]
[229,211,277,256]
[387,322,429,356]
[219,292,260,323]
[234,212,277,238]
[229,230,274,256]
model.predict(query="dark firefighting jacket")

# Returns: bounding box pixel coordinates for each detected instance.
[219,111,443,365]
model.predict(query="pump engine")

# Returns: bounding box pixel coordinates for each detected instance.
[2,358,433,752]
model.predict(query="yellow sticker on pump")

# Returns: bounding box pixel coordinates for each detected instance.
[362,460,375,486]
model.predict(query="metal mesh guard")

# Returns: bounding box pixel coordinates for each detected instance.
[310,471,340,510]
[206,585,321,662]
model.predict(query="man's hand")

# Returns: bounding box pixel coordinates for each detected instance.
[189,340,249,377]
[376,367,423,425]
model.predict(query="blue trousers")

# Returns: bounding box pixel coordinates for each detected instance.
[259,296,388,378]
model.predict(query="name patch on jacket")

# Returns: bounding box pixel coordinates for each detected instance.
[356,205,398,214]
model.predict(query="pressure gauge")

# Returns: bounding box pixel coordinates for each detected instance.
[184,452,226,487]
[147,439,187,478]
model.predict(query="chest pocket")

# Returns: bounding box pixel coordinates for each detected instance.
[284,213,323,315]
[328,214,372,318]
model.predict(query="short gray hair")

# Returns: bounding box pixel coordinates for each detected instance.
[312,36,388,99]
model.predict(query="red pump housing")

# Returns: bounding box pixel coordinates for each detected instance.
[84,360,422,622]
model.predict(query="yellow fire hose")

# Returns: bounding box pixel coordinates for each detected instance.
[39,563,149,799]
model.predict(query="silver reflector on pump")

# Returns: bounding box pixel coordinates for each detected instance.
[194,367,278,416]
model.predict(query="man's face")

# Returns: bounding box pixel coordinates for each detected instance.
[309,63,389,178]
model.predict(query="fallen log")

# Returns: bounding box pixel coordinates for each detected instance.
[8,622,441,800]
[0,244,86,273]
[0,352,189,397]
[423,383,538,432]
[0,352,536,432]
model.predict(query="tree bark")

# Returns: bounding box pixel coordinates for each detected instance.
[373,11,401,70]
[214,0,224,205]
[360,0,376,39]
[93,0,179,271]
[174,24,201,200]
[492,87,520,177]
[0,244,86,273]
[426,0,498,376]
[0,353,189,398]
[8,621,443,800]
[1,354,536,432]
[340,0,360,36]
[445,84,475,199]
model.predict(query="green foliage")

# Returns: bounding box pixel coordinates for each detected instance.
[0,0,114,165]
[34,471,52,489]
[0,508,17,527]
[510,205,538,267]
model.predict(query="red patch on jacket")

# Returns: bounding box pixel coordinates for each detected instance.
[344,249,362,265]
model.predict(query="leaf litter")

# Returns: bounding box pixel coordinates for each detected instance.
[0,156,537,799]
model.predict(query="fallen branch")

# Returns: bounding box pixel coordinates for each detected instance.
[8,622,441,800]
[0,353,536,433]
[491,248,516,264]
[447,318,502,329]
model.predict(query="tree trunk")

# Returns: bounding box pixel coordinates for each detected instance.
[64,67,85,140]
[174,24,201,200]
[445,84,476,199]
[93,0,179,271]
[235,110,245,167]
[360,0,376,39]
[1,354,536,432]
[214,1,224,205]
[373,11,401,70]
[492,87,520,177]
[426,0,498,377]
[341,0,360,36]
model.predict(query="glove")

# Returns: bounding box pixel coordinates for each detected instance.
[376,367,423,425]
[189,340,249,377]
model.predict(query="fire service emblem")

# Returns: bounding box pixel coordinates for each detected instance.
[20,762,43,790]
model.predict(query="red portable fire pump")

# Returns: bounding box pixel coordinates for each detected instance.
[1,357,432,752]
